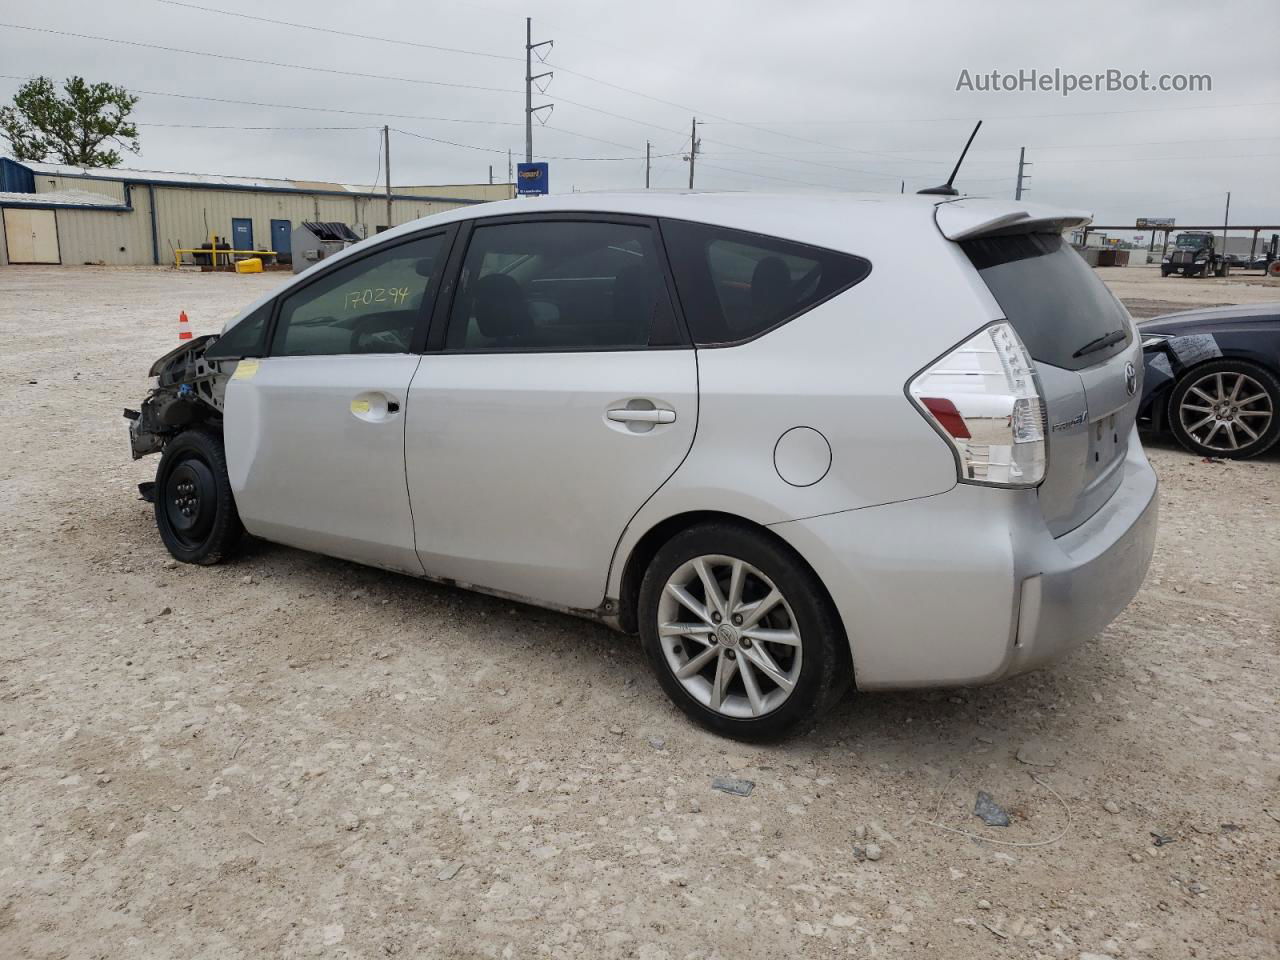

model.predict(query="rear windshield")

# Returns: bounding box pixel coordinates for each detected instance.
[961,233,1132,371]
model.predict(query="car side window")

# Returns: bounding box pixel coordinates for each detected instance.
[660,219,871,345]
[205,301,270,360]
[445,219,679,351]
[270,233,446,357]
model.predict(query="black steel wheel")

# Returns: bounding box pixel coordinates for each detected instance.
[154,429,244,564]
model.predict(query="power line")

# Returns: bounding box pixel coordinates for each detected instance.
[149,0,927,168]
[0,74,638,151]
[546,93,912,181]
[155,0,521,61]
[131,117,666,161]
[1030,151,1280,164]
[702,134,1280,160]
[715,100,1280,125]
[10,79,521,127]
[136,122,381,130]
[0,22,520,94]
[695,161,847,191]
[392,127,675,162]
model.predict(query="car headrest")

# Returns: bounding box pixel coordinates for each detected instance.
[472,273,531,340]
[751,255,793,325]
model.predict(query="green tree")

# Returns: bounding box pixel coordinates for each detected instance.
[0,76,139,168]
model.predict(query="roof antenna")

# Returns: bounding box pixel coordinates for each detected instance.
[918,120,982,196]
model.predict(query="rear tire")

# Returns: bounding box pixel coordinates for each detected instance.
[1167,360,1280,459]
[637,522,850,741]
[154,428,245,564]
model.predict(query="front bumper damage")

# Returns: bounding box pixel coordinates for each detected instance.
[125,335,229,459]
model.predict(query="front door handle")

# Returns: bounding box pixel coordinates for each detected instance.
[350,392,401,422]
[607,408,676,424]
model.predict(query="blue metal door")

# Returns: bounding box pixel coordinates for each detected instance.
[271,219,291,258]
[231,218,253,253]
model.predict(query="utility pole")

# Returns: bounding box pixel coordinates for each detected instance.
[1222,191,1231,260]
[525,18,553,163]
[383,125,392,230]
[645,141,651,189]
[507,149,513,182]
[687,117,699,189]
[489,164,494,185]
[1015,146,1031,201]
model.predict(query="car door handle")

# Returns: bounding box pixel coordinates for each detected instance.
[607,408,676,424]
[350,393,401,421]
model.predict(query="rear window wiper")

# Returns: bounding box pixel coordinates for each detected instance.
[1072,328,1127,359]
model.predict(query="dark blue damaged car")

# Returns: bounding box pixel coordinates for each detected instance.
[1138,302,1280,459]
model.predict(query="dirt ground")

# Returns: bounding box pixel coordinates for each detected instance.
[1,265,1277,960]
[1096,264,1280,319]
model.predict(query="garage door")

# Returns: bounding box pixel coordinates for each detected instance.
[3,208,61,263]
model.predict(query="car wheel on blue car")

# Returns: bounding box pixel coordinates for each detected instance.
[638,522,851,741]
[1167,359,1280,459]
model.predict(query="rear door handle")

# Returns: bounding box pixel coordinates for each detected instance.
[607,408,676,424]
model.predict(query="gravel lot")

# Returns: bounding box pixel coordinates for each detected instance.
[1,265,1277,960]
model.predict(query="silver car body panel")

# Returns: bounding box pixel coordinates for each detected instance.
[224,353,426,575]
[203,191,1157,691]
[405,349,698,611]
[769,429,1157,689]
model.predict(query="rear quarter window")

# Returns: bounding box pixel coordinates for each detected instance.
[660,219,871,345]
[960,233,1132,371]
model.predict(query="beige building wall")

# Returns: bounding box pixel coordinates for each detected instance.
[32,175,129,203]
[152,187,477,257]
[389,183,515,202]
[56,193,155,266]
[3,176,497,267]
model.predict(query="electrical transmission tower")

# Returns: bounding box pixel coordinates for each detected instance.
[1015,147,1032,201]
[525,18,553,163]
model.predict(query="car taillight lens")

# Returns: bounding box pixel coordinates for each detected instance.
[909,321,1046,488]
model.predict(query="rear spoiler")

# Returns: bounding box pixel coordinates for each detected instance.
[935,200,1092,241]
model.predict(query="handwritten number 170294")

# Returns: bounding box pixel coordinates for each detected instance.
[345,286,411,311]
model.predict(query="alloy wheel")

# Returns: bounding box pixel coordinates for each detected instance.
[1178,370,1274,453]
[656,555,803,719]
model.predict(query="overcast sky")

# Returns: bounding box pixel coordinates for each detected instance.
[2,0,1278,229]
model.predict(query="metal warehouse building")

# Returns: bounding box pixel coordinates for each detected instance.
[0,158,513,267]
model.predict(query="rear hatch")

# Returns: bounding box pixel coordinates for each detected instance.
[937,202,1140,536]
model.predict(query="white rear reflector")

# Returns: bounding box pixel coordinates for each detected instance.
[909,321,1046,487]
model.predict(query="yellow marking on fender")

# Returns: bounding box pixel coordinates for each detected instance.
[232,359,260,381]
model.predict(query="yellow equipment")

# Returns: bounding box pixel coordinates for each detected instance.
[173,234,276,270]
[235,257,263,274]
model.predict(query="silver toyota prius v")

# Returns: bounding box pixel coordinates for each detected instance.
[127,192,1158,739]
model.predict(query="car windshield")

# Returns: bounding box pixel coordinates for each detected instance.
[1175,235,1208,248]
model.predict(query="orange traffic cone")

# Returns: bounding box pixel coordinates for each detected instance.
[178,310,192,341]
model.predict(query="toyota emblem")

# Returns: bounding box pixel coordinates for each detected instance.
[1124,361,1137,397]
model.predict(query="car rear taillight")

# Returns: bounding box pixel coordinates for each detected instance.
[908,321,1046,488]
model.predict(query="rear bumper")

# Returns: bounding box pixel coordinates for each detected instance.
[1002,436,1158,677]
[770,429,1158,690]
